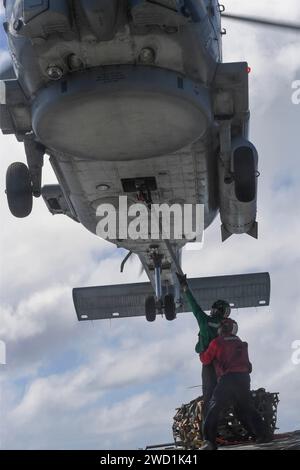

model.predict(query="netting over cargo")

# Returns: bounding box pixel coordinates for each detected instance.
[173,389,279,449]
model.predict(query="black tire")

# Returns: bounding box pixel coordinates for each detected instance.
[164,294,176,321]
[145,296,156,322]
[6,162,33,218]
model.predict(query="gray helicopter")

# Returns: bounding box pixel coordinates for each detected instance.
[2,1,296,322]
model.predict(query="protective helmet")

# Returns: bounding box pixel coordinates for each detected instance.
[218,318,238,336]
[210,299,231,318]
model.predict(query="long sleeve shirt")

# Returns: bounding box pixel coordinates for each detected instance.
[184,288,223,354]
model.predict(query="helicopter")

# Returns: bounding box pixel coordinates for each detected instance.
[2,1,298,323]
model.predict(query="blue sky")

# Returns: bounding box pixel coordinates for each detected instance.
[0,8,9,58]
[0,0,300,449]
[0,29,7,50]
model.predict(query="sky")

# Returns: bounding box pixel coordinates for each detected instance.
[0,0,300,450]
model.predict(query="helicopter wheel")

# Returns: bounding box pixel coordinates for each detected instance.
[6,162,33,218]
[164,294,176,321]
[145,296,156,322]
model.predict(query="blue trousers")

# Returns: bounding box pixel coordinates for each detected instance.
[202,363,217,418]
[203,372,266,444]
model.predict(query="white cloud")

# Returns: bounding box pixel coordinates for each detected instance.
[1,324,197,449]
[0,285,70,341]
[9,334,188,422]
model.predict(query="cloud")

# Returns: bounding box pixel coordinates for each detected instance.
[1,324,197,449]
[9,333,189,421]
[3,389,175,449]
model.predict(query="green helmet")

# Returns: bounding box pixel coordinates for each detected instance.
[211,300,231,318]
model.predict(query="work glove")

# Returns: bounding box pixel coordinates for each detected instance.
[176,272,188,289]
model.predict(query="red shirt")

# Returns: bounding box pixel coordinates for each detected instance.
[200,335,252,378]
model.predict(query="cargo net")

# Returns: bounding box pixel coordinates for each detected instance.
[173,388,280,449]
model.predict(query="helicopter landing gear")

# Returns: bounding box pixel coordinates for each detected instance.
[144,248,177,322]
[144,294,176,322]
[24,139,45,198]
[145,295,156,322]
[6,162,33,218]
[164,293,176,321]
[5,140,45,218]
